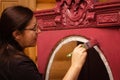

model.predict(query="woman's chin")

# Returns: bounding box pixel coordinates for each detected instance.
[27,43,36,47]
[30,40,37,47]
[30,43,36,47]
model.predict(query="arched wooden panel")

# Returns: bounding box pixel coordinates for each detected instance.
[45,36,112,80]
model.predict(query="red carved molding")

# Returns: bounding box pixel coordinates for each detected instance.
[35,0,120,31]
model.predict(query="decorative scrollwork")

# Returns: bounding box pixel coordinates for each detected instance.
[58,0,94,26]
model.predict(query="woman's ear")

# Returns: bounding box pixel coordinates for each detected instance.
[12,30,22,40]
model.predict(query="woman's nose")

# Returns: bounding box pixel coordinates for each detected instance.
[36,27,41,33]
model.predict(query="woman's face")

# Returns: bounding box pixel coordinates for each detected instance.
[16,16,40,48]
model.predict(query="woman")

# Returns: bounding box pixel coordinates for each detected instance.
[0,6,87,80]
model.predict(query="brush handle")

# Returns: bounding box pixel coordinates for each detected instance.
[66,39,98,58]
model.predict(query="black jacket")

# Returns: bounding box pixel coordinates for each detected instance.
[0,44,43,80]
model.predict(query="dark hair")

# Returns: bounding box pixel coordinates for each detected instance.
[0,6,33,53]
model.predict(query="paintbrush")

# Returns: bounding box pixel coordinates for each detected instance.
[66,39,98,57]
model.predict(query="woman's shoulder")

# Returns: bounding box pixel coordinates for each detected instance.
[5,44,33,64]
[11,52,32,64]
[1,47,43,80]
[1,44,34,68]
[7,47,35,68]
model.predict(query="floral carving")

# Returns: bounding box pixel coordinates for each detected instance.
[58,0,94,26]
[35,0,120,30]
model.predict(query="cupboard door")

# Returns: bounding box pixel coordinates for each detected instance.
[0,2,17,14]
[0,0,36,14]
[0,2,2,15]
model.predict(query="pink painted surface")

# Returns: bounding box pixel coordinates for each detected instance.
[35,0,120,79]
[37,28,120,80]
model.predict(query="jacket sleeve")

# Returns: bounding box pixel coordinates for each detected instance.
[9,56,43,80]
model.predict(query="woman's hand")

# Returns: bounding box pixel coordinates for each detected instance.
[63,44,87,80]
[71,44,87,68]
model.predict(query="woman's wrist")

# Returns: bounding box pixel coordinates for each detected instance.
[71,63,83,70]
